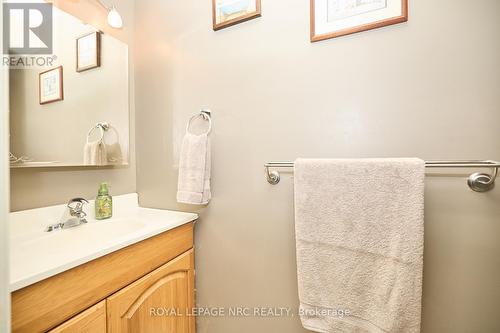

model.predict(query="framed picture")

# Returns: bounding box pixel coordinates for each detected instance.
[212,0,261,31]
[311,0,408,42]
[76,31,101,72]
[39,66,63,105]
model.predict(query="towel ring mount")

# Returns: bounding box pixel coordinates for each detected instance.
[87,122,110,143]
[186,109,212,135]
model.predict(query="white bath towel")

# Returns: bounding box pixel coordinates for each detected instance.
[177,132,211,205]
[294,158,425,333]
[83,140,107,166]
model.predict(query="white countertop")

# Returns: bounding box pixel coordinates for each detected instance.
[9,193,198,292]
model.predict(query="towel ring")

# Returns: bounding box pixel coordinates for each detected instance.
[186,110,212,135]
[87,122,110,143]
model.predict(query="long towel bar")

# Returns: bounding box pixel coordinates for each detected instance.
[264,160,500,192]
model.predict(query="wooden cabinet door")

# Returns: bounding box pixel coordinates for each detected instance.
[107,250,195,333]
[48,300,106,333]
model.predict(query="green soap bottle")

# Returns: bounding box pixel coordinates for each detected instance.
[95,182,112,220]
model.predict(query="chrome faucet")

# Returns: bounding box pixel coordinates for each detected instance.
[45,198,89,232]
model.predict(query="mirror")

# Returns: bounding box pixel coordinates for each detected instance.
[9,6,129,168]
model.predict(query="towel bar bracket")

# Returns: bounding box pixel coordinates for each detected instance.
[266,169,280,185]
[467,169,497,192]
[265,161,500,192]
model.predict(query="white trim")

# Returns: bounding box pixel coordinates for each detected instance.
[0,2,12,331]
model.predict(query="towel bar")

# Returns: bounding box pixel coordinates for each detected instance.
[264,160,500,192]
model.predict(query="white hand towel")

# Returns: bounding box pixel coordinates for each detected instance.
[177,132,211,205]
[294,158,425,333]
[83,140,107,166]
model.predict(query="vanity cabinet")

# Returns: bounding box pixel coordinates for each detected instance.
[107,250,195,333]
[48,301,107,333]
[12,222,195,333]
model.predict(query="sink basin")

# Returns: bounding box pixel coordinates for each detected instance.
[24,218,147,248]
[85,217,147,233]
[9,193,198,291]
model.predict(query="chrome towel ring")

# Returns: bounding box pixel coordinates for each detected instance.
[186,109,212,135]
[87,122,110,143]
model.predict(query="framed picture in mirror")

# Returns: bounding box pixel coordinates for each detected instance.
[76,31,101,72]
[212,0,261,31]
[39,66,63,105]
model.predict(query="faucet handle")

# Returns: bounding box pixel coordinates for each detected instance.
[67,198,89,217]
[68,197,89,205]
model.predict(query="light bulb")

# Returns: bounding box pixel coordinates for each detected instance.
[107,6,123,29]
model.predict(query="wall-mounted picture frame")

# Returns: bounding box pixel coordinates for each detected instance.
[76,31,101,72]
[311,0,408,42]
[39,66,64,105]
[212,0,261,31]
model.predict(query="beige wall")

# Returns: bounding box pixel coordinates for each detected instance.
[135,0,500,332]
[10,0,136,211]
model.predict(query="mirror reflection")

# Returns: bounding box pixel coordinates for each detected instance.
[9,6,129,168]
